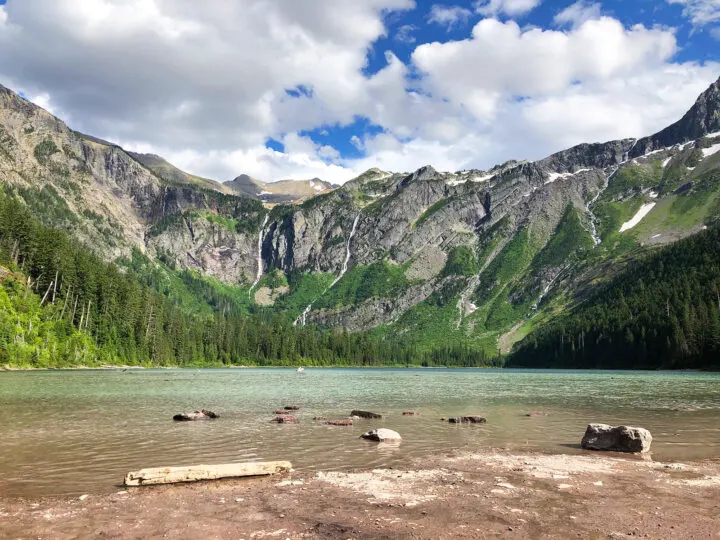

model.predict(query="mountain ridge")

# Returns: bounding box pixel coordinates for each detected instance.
[1,76,720,362]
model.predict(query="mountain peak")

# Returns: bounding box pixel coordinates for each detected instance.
[631,77,720,157]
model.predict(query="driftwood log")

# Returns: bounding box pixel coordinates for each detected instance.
[124,461,292,486]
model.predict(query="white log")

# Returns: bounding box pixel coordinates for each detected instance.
[124,461,292,486]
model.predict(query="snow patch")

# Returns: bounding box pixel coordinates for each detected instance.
[648,191,658,199]
[470,174,494,183]
[661,158,671,168]
[545,169,591,185]
[619,203,656,233]
[314,184,324,191]
[259,190,271,195]
[702,143,720,158]
[446,178,467,187]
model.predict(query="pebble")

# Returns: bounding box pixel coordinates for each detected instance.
[78,494,89,501]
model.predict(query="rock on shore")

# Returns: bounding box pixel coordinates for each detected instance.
[172,410,219,421]
[361,428,401,442]
[351,410,382,419]
[581,424,652,453]
[447,416,486,424]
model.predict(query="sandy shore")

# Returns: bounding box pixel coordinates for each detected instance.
[1,449,719,539]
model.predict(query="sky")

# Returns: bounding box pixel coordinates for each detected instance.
[0,0,719,184]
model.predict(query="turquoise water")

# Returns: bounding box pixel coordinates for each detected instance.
[0,368,719,497]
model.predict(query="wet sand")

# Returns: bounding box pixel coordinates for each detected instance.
[2,449,719,539]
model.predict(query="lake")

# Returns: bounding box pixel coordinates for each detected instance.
[1,368,719,497]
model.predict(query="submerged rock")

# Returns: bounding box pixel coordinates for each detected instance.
[351,410,382,419]
[284,405,301,411]
[272,415,299,424]
[526,412,548,417]
[361,428,401,442]
[274,409,292,415]
[402,411,420,416]
[173,409,219,421]
[581,424,652,453]
[448,416,486,424]
[326,419,353,426]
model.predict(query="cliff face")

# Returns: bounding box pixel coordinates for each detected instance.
[2,77,720,347]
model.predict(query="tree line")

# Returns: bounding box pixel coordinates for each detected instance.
[510,226,720,370]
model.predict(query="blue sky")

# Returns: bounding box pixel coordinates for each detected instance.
[0,0,718,182]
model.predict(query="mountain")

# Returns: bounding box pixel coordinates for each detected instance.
[1,76,720,368]
[224,174,335,204]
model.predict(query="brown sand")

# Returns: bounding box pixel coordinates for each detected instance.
[1,449,719,539]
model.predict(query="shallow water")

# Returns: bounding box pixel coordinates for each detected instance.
[0,368,719,497]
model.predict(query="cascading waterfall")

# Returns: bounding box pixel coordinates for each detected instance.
[294,214,361,326]
[586,167,619,246]
[249,214,269,296]
[328,214,360,291]
[293,303,313,327]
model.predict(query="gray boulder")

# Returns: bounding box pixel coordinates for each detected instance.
[361,428,401,442]
[580,423,652,453]
[351,410,382,419]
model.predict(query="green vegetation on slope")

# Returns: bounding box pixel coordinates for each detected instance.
[510,225,720,370]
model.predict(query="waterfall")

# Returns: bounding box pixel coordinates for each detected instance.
[293,303,312,327]
[585,167,619,246]
[327,215,360,290]
[249,214,269,296]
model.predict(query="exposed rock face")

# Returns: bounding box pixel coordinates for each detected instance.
[580,424,652,453]
[361,428,402,442]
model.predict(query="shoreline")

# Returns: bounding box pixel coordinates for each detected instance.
[3,364,719,373]
[2,448,719,538]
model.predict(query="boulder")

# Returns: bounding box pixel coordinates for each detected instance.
[526,411,548,417]
[173,409,219,421]
[351,410,382,419]
[271,415,298,424]
[448,416,486,424]
[361,428,401,442]
[580,424,652,453]
[360,428,400,441]
[274,409,291,415]
[402,411,420,416]
[326,419,353,426]
[284,405,301,411]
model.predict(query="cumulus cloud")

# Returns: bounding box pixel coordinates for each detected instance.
[475,0,541,17]
[0,0,717,184]
[553,0,602,28]
[427,4,473,29]
[667,0,720,26]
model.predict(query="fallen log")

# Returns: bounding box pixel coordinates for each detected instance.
[124,461,292,486]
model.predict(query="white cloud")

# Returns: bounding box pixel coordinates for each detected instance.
[428,5,473,29]
[394,24,417,43]
[554,0,602,28]
[412,18,679,120]
[1,0,718,186]
[475,0,542,17]
[667,0,720,26]
[350,135,364,150]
